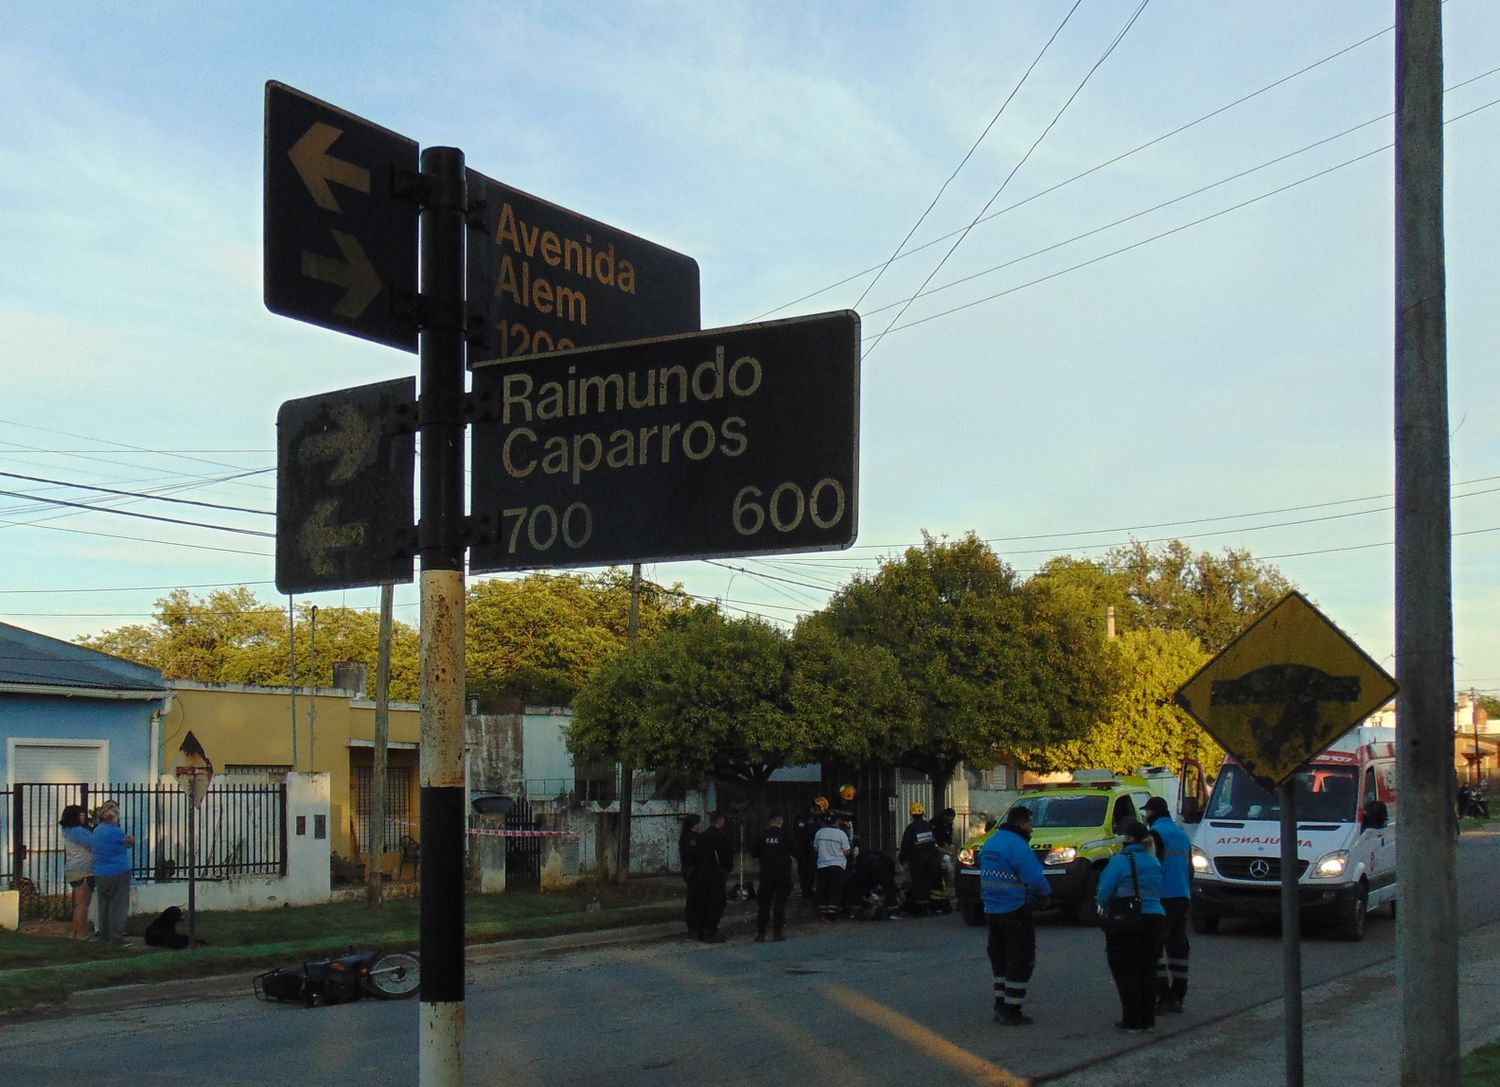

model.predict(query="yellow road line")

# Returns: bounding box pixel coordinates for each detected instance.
[822,983,1032,1087]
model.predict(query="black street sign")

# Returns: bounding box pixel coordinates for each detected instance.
[264,82,419,352]
[467,170,700,366]
[276,377,417,593]
[469,310,859,572]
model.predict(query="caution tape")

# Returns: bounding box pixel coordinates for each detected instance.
[465,828,579,839]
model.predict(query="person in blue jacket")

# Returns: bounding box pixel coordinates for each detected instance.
[1144,795,1194,1013]
[980,805,1051,1026]
[91,800,136,946]
[1097,820,1167,1033]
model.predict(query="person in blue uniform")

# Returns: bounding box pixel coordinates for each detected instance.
[1144,795,1193,1013]
[1097,820,1167,1033]
[980,805,1051,1026]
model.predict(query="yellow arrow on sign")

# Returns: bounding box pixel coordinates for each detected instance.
[299,402,376,484]
[301,231,383,319]
[288,121,371,212]
[298,499,366,576]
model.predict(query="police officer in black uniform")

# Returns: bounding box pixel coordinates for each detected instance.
[899,802,942,916]
[693,811,734,943]
[751,812,794,941]
[679,814,702,936]
[794,798,826,899]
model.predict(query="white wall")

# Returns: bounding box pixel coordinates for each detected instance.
[523,707,574,796]
[126,772,331,915]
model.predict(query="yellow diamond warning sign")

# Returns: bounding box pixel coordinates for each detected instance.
[1174,591,1398,789]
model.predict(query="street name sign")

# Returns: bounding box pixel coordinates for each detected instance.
[466,170,700,366]
[264,82,419,352]
[1174,591,1399,789]
[276,377,416,593]
[469,310,859,571]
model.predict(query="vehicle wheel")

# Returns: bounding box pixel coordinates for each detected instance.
[1189,906,1221,935]
[1337,884,1368,942]
[361,952,421,999]
[961,899,986,927]
[1074,868,1101,926]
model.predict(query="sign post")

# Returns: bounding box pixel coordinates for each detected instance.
[1175,591,1398,1087]
[171,731,213,950]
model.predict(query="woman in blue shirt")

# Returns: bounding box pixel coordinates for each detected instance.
[92,800,136,946]
[58,805,94,940]
[1096,820,1167,1033]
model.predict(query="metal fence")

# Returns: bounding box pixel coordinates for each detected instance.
[2,781,287,920]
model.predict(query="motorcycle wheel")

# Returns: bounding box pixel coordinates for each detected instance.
[360,952,421,999]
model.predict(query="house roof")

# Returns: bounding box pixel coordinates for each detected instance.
[0,622,166,695]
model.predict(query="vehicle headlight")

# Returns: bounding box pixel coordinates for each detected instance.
[958,847,975,868]
[1191,846,1211,874]
[1311,850,1349,879]
[1044,846,1077,866]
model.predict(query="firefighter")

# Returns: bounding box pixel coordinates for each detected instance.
[981,805,1051,1026]
[795,797,828,899]
[693,812,734,943]
[899,802,943,916]
[751,812,794,941]
[1144,795,1193,1013]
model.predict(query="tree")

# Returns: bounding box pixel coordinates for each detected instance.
[568,609,912,815]
[76,589,422,699]
[1101,539,1292,651]
[465,569,691,705]
[1016,628,1222,774]
[811,532,1113,807]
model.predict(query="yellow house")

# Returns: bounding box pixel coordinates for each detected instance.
[160,675,421,875]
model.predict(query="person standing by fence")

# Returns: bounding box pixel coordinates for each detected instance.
[91,800,135,946]
[58,805,94,940]
[751,812,794,942]
[679,814,702,937]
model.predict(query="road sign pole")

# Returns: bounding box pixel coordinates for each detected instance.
[415,145,467,1087]
[1278,781,1302,1087]
[1394,3,1458,1085]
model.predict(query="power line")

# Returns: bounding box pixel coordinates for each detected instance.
[864,0,1152,359]
[0,469,274,516]
[756,17,1397,321]
[850,0,1083,312]
[0,516,272,557]
[0,488,274,537]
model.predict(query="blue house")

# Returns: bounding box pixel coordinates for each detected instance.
[0,622,169,787]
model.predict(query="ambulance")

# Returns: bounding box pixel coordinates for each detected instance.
[1187,725,1397,941]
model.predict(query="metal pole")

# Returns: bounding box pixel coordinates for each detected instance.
[1472,687,1481,787]
[187,799,197,948]
[369,582,394,907]
[309,605,319,773]
[1279,781,1302,1087]
[416,145,467,1087]
[1395,2,1457,1084]
[615,564,641,884]
[288,596,298,771]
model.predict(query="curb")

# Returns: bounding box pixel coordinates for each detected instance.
[37,901,759,1021]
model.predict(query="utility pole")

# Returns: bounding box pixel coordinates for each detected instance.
[414,145,468,1087]
[288,595,298,771]
[369,583,394,907]
[1394,2,1456,1084]
[1472,686,1481,786]
[309,605,318,773]
[616,564,642,884]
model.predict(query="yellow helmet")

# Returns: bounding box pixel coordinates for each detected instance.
[839,784,857,802]
[909,802,925,817]
[813,796,830,813]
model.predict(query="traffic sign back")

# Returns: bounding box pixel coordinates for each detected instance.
[276,377,416,593]
[264,82,419,351]
[1174,591,1399,789]
[469,310,859,572]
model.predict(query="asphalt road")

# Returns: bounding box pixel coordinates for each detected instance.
[6,832,1498,1086]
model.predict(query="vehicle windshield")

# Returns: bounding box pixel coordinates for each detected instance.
[1206,764,1359,823]
[1016,794,1109,829]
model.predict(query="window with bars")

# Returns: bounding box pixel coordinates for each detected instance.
[352,767,413,854]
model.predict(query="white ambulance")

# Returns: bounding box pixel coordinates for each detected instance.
[1185,725,1397,941]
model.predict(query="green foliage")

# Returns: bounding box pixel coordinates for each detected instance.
[1017,628,1223,774]
[569,609,914,786]
[465,569,691,704]
[812,532,1112,783]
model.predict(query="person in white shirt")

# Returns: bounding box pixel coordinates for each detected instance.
[812,817,852,920]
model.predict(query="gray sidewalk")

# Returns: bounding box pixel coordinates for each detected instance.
[1046,917,1500,1086]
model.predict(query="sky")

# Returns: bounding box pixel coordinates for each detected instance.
[2,1,1498,696]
